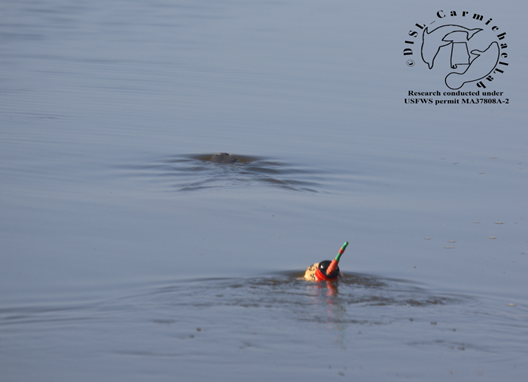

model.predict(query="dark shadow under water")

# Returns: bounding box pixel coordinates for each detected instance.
[124,153,327,192]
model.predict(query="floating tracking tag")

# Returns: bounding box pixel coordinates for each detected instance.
[326,241,348,275]
[312,241,349,281]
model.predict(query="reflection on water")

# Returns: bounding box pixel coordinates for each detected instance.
[124,153,328,192]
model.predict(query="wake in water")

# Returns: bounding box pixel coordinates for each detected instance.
[123,153,327,192]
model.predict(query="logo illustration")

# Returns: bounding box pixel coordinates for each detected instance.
[404,10,508,90]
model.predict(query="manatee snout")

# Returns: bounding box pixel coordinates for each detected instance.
[210,153,238,164]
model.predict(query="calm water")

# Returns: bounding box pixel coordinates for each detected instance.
[1,0,527,381]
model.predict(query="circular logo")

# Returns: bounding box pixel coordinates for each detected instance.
[403,10,508,90]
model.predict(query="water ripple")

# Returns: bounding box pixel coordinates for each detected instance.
[139,272,467,326]
[123,153,328,193]
[0,273,465,329]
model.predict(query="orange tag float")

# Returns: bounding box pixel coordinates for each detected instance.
[303,242,348,282]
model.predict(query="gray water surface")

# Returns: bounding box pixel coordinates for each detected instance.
[1,0,527,381]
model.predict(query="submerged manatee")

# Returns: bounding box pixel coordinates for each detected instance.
[210,153,238,164]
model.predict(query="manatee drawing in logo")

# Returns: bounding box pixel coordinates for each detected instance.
[421,24,482,70]
[445,41,500,90]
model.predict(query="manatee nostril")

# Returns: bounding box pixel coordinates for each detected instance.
[210,153,238,164]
